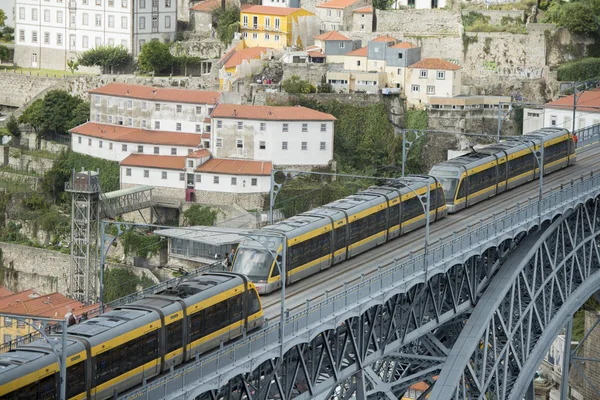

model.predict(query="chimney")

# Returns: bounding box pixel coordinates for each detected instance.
[152,90,156,95]
[126,89,130,94]
[233,109,237,117]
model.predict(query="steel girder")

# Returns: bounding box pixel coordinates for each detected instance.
[431,197,600,400]
[187,240,521,400]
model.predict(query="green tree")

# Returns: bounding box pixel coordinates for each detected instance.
[103,267,154,303]
[68,101,90,130]
[67,59,79,74]
[171,42,203,76]
[138,41,173,73]
[282,75,317,94]
[19,99,45,147]
[78,45,130,73]
[0,45,9,63]
[0,10,6,27]
[544,1,600,35]
[1,26,14,42]
[41,90,84,135]
[182,205,219,226]
[212,6,240,45]
[5,115,20,138]
[373,0,393,10]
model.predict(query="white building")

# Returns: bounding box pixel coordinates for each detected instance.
[89,83,218,146]
[14,0,177,70]
[523,89,600,134]
[210,103,336,167]
[405,58,461,108]
[70,122,202,161]
[391,0,446,9]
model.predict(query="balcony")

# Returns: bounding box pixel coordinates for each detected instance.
[241,24,285,33]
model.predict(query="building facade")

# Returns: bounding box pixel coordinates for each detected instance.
[210,103,336,166]
[89,83,218,136]
[14,0,177,70]
[315,0,365,32]
[406,58,461,107]
[352,6,372,32]
[240,5,317,49]
[313,31,360,63]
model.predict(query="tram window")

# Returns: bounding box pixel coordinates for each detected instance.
[229,294,243,322]
[271,261,280,278]
[201,299,230,336]
[389,203,400,227]
[334,226,346,251]
[5,373,58,400]
[67,362,86,398]
[248,289,261,314]
[468,166,496,194]
[402,196,423,222]
[349,209,387,243]
[498,162,507,183]
[508,152,534,179]
[166,319,183,353]
[544,140,568,164]
[190,312,202,341]
[436,188,444,209]
[456,179,466,200]
[288,232,331,270]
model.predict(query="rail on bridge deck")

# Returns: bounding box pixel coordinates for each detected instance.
[100,185,153,219]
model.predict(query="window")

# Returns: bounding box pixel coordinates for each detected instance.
[19,7,25,20]
[188,160,194,168]
[57,10,63,23]
[251,178,257,186]
[96,0,101,5]
[217,120,222,128]
[551,116,557,126]
[126,168,131,176]
[412,85,420,92]
[237,139,243,149]
[121,16,127,29]
[32,31,38,43]
[337,10,341,17]
[82,35,88,48]
[216,138,222,147]
[139,0,145,7]
[231,177,237,185]
[282,123,288,132]
[213,176,219,184]
[161,171,167,179]
[275,17,280,29]
[139,16,145,29]
[437,71,445,79]
[96,113,100,122]
[327,9,331,16]
[252,33,257,40]
[141,119,147,128]
[155,121,160,129]
[122,144,127,151]
[165,0,171,6]
[109,143,113,150]
[126,100,132,110]
[121,0,127,6]
[139,39,145,51]
[5,317,12,327]
[259,122,266,131]
[78,136,82,144]
[179,173,185,181]
[320,123,327,132]
[195,174,201,183]
[176,123,182,131]
[242,15,248,27]
[19,30,25,42]
[95,37,101,47]
[282,141,288,150]
[302,123,308,132]
[176,104,182,113]
[108,116,114,123]
[195,124,201,133]
[82,13,89,25]
[301,142,307,151]
[57,33,62,45]
[121,39,127,47]
[259,141,266,150]
[427,86,435,94]
[99,140,103,148]
[274,34,279,41]
[109,0,114,5]
[265,33,270,40]
[144,169,149,178]
[237,121,243,130]
[374,47,379,53]
[165,15,171,28]
[195,106,202,114]
[171,148,177,155]
[361,24,365,30]
[420,70,427,78]
[154,146,159,154]
[320,141,326,151]
[32,8,38,21]
[138,145,144,153]
[118,116,123,125]
[88,139,92,146]
[339,42,345,48]
[265,16,270,28]
[95,14,102,26]
[155,103,161,111]
[44,32,50,44]
[108,15,114,27]
[357,60,361,66]
[398,52,403,59]
[44,9,50,22]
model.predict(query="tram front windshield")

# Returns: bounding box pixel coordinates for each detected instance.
[232,248,274,281]
[439,178,458,203]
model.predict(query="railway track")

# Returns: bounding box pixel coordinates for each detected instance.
[261,145,600,318]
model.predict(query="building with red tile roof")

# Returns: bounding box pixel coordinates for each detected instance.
[316,0,368,31]
[0,286,14,299]
[409,58,461,71]
[406,58,462,107]
[212,104,336,121]
[89,83,220,104]
[196,158,272,175]
[314,31,351,41]
[353,5,372,12]
[345,46,367,57]
[317,0,360,8]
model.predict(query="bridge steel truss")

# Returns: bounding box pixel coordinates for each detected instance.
[431,196,600,400]
[123,168,600,400]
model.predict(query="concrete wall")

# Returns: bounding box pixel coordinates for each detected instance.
[252,91,384,107]
[375,9,462,35]
[7,150,55,175]
[281,63,327,86]
[472,9,525,25]
[0,70,70,107]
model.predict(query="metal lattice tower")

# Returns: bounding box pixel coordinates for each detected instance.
[65,169,101,304]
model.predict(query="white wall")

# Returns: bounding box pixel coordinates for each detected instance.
[211,118,334,166]
[543,108,600,132]
[390,0,446,9]
[72,133,196,161]
[121,166,186,189]
[195,173,270,193]
[406,68,460,107]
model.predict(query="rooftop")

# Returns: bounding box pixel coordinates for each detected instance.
[316,0,359,8]
[241,5,304,15]
[391,41,417,49]
[89,83,220,105]
[545,88,600,112]
[70,122,203,147]
[308,50,326,58]
[188,148,211,158]
[120,154,187,170]
[409,58,461,71]
[345,46,368,57]
[196,158,273,176]
[0,286,13,299]
[314,31,351,41]
[0,290,38,310]
[190,0,220,12]
[223,46,269,69]
[353,5,372,12]
[372,35,396,43]
[155,226,257,246]
[211,104,336,121]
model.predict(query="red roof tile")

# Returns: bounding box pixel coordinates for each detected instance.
[346,46,367,56]
[89,83,220,105]
[353,5,372,12]
[317,0,359,8]
[241,5,303,15]
[372,35,396,42]
[0,293,84,319]
[190,0,220,12]
[201,133,211,139]
[223,47,269,69]
[308,51,326,58]
[121,154,186,170]
[545,89,600,112]
[392,41,417,49]
[196,158,272,175]
[71,122,203,147]
[0,286,14,299]
[409,58,461,70]
[0,290,38,310]
[211,104,336,121]
[314,31,350,41]
[188,148,211,158]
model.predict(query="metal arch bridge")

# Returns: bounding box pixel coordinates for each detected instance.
[121,131,600,400]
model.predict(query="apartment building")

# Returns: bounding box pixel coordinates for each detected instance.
[316,0,366,32]
[210,103,336,167]
[14,0,176,70]
[89,83,218,139]
[313,31,360,63]
[406,58,462,107]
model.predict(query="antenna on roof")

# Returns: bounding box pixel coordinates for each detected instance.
[470,146,479,153]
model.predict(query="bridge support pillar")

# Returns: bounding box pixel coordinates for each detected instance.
[356,370,367,400]
[525,380,534,400]
[560,316,573,400]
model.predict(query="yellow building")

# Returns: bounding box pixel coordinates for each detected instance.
[219,41,272,91]
[240,5,317,49]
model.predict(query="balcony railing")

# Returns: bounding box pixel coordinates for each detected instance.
[241,24,286,33]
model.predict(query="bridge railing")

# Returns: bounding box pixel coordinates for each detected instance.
[123,166,600,400]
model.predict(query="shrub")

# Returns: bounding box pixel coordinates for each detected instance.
[557,58,600,81]
[282,75,316,94]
